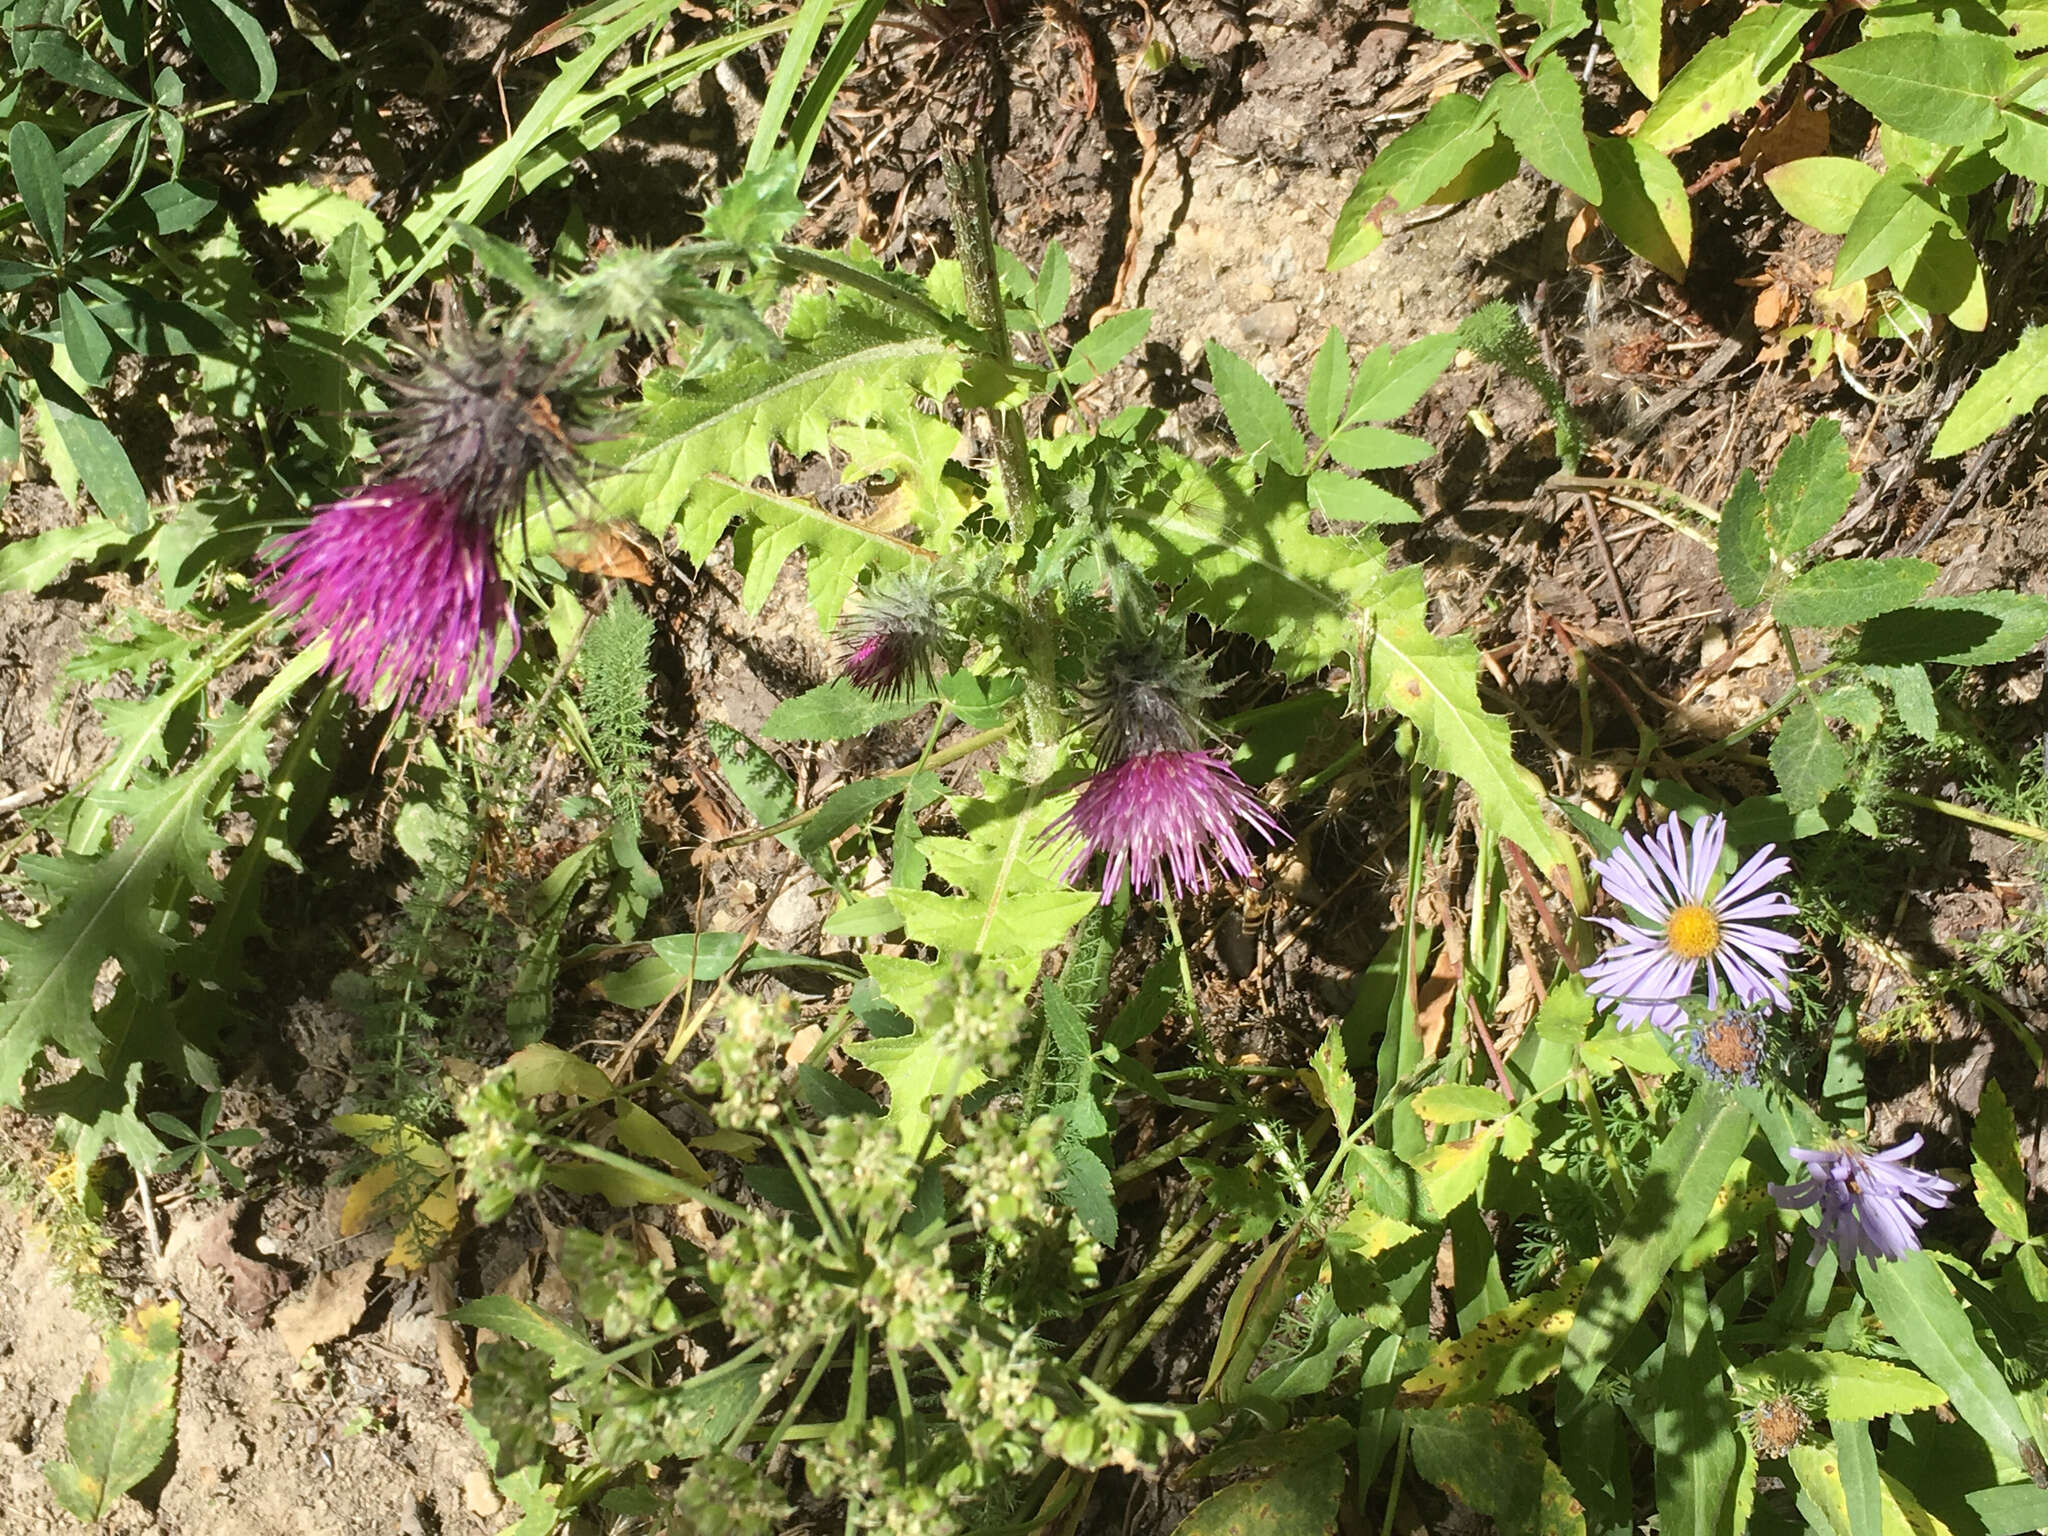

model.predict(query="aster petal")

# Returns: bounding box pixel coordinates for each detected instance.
[1715,846,1793,907]
[1690,814,1727,891]
[1868,1133,1925,1162]
[1596,849,1679,921]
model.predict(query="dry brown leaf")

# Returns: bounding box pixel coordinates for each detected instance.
[274,1259,377,1362]
[167,1206,290,1322]
[1414,948,1460,1060]
[784,1024,824,1068]
[554,524,655,584]
[428,1260,470,1402]
[1742,95,1829,174]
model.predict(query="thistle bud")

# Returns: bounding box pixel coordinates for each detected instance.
[835,569,959,699]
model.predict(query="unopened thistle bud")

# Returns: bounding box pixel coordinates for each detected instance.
[260,308,600,719]
[836,569,959,699]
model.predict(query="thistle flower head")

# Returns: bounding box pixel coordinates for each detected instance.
[377,307,599,531]
[1582,813,1800,1033]
[1077,629,1214,763]
[1767,1133,1956,1266]
[260,483,518,718]
[836,569,958,698]
[1047,748,1285,904]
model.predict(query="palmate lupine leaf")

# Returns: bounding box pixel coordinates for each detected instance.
[1112,450,1572,875]
[588,285,969,626]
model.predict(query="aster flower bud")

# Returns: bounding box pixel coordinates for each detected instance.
[835,569,960,699]
[259,308,600,719]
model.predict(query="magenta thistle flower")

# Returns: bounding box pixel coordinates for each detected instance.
[261,482,518,719]
[1582,813,1799,1033]
[1048,749,1285,903]
[1768,1134,1956,1266]
[259,311,598,718]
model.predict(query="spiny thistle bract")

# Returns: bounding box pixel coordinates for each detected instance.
[1074,630,1214,763]
[1768,1133,1956,1266]
[836,569,960,699]
[260,309,600,719]
[1582,813,1799,1033]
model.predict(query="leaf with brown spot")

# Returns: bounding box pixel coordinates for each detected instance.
[1170,1456,1343,1535]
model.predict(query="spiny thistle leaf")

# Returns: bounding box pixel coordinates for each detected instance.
[588,282,969,626]
[1112,450,1572,875]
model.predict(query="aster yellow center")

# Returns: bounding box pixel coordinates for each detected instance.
[1665,903,1722,959]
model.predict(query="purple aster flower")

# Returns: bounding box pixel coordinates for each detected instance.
[1582,813,1799,1032]
[1768,1134,1956,1266]
[1047,748,1286,903]
[261,482,518,719]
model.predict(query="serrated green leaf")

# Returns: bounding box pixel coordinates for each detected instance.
[1597,0,1662,100]
[1765,417,1856,556]
[1491,57,1602,202]
[1770,702,1848,814]
[704,720,798,834]
[1412,1083,1513,1123]
[1308,469,1422,525]
[796,772,939,862]
[1329,95,1502,269]
[43,1300,181,1520]
[1636,2,1814,153]
[0,519,132,594]
[1169,1456,1343,1536]
[1717,469,1770,606]
[1400,1261,1592,1405]
[1306,327,1350,441]
[1414,0,1504,46]
[1763,156,1881,237]
[1325,425,1435,471]
[1310,1017,1355,1136]
[1853,592,2048,665]
[1834,171,1947,287]
[1347,333,1461,422]
[1933,326,2048,457]
[897,770,1097,964]
[1064,307,1151,384]
[761,677,931,740]
[1734,1350,1949,1420]
[1868,664,1938,740]
[253,180,386,245]
[1206,340,1307,476]
[1057,1141,1117,1245]
[1772,558,1937,629]
[1560,1095,1754,1406]
[1972,1080,2029,1242]
[1814,32,2012,146]
[1588,135,1691,278]
[1520,0,1592,63]
[1410,1402,1584,1536]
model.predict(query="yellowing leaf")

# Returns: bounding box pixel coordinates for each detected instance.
[1735,1350,1947,1421]
[333,1114,458,1270]
[42,1300,182,1521]
[1400,1262,1594,1405]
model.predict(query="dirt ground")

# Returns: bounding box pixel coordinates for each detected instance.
[4,1,2047,1530]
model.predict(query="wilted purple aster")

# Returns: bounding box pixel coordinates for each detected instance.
[260,309,597,718]
[261,483,517,719]
[1682,1004,1770,1087]
[1048,749,1286,903]
[1582,813,1799,1033]
[1768,1134,1956,1266]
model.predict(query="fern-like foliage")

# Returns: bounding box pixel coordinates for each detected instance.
[591,276,973,625]
[1457,301,1584,473]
